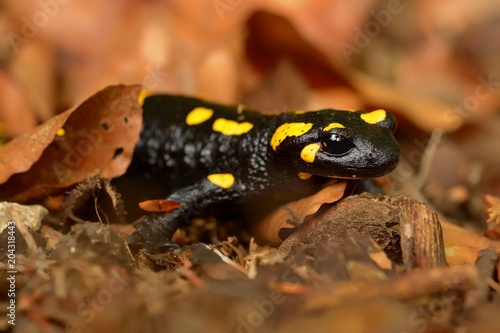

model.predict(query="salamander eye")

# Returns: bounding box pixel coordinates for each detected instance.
[321,133,354,156]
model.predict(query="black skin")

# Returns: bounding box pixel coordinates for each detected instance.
[121,94,400,253]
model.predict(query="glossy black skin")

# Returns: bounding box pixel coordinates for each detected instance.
[125,94,400,252]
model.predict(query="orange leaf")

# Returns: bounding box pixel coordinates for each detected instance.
[251,181,348,246]
[139,199,182,213]
[0,85,142,202]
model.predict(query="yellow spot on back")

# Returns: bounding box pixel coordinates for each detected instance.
[56,128,65,137]
[360,109,387,124]
[297,172,312,180]
[207,173,235,189]
[323,122,345,131]
[186,107,214,125]
[138,90,152,107]
[271,122,313,151]
[300,143,321,163]
[212,118,254,135]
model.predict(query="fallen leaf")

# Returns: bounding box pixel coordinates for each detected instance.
[139,199,182,213]
[0,109,72,184]
[0,85,142,202]
[441,219,500,265]
[251,181,347,246]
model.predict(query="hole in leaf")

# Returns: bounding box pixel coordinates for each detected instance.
[113,147,124,159]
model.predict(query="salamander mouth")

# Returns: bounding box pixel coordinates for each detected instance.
[315,160,399,179]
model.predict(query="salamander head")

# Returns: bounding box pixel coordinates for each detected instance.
[270,109,400,179]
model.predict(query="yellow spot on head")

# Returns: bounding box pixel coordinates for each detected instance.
[186,107,214,126]
[138,90,152,107]
[323,122,345,131]
[271,122,313,151]
[207,173,235,189]
[56,128,65,137]
[300,143,321,163]
[297,172,312,180]
[212,118,254,136]
[360,109,387,124]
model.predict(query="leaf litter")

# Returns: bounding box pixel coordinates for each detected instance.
[1,2,500,333]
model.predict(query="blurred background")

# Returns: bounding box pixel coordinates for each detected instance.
[2,0,500,224]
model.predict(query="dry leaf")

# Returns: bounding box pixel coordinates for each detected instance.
[139,199,182,213]
[440,220,500,265]
[251,181,347,246]
[0,108,72,184]
[0,85,142,202]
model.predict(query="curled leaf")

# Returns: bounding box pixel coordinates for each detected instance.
[0,85,142,202]
[251,181,348,246]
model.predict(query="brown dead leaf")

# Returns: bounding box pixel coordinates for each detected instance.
[0,85,142,202]
[441,219,500,265]
[138,199,182,213]
[251,181,347,246]
[0,109,72,184]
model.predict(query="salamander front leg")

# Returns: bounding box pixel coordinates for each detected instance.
[128,211,184,254]
[128,174,239,254]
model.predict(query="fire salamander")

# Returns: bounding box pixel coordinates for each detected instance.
[124,92,400,252]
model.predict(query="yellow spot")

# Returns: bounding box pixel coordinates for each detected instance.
[294,110,306,114]
[207,173,235,189]
[323,122,345,131]
[270,122,313,151]
[186,107,214,126]
[56,128,65,137]
[138,90,152,107]
[300,143,321,163]
[360,109,387,124]
[297,172,312,180]
[212,118,254,135]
